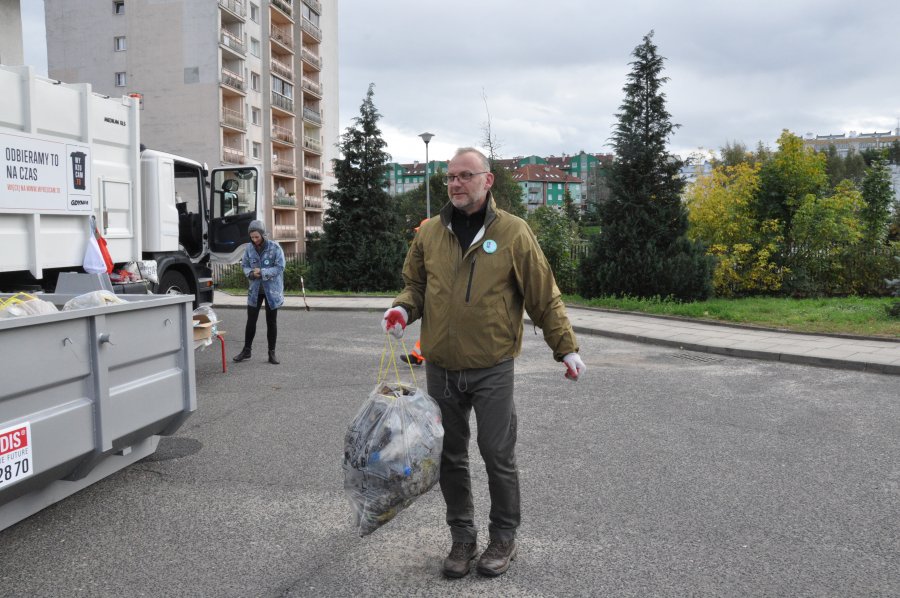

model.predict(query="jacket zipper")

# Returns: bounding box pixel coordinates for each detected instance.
[465,258,476,303]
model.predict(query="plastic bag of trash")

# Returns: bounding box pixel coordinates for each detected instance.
[62,290,125,311]
[0,293,59,318]
[343,382,444,537]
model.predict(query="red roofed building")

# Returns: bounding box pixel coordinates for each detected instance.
[511,164,583,213]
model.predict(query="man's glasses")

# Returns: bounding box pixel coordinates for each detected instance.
[442,171,488,185]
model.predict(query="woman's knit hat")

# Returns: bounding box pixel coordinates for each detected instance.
[248,219,267,238]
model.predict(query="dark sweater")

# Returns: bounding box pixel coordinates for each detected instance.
[451,202,487,253]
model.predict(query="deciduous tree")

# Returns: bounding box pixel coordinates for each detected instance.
[685,162,784,296]
[528,206,579,294]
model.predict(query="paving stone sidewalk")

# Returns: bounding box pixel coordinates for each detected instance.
[213,292,900,375]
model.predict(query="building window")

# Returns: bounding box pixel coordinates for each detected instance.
[252,142,261,159]
[115,72,126,87]
[114,36,126,51]
[271,76,292,99]
[251,107,261,125]
[250,72,260,91]
[250,37,260,57]
[113,1,124,14]
[301,4,319,26]
[250,3,259,22]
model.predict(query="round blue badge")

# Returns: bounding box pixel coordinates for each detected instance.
[483,240,497,254]
[264,259,270,265]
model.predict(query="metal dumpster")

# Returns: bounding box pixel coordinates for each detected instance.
[0,293,196,531]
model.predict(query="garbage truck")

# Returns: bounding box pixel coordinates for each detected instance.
[0,64,261,304]
[0,64,257,529]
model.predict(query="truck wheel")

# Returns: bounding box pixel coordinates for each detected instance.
[159,270,191,295]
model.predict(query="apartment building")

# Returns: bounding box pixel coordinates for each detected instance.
[44,0,339,254]
[385,160,448,196]
[511,164,583,213]
[0,0,24,66]
[385,151,613,215]
[802,129,900,158]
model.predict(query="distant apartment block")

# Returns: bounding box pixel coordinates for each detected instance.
[802,128,900,197]
[511,164,583,213]
[802,129,900,158]
[386,151,612,212]
[44,0,339,254]
[386,160,448,196]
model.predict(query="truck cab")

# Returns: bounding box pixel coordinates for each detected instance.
[140,149,259,302]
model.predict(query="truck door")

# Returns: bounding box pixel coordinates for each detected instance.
[208,167,259,261]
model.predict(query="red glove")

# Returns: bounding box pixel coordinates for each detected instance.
[381,307,408,338]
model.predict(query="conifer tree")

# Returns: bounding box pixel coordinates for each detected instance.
[579,32,712,300]
[307,85,405,291]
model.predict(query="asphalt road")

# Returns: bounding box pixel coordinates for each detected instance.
[0,309,898,597]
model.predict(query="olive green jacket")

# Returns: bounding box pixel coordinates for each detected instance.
[394,194,578,370]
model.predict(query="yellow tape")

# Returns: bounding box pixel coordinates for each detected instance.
[0,293,38,310]
[376,333,418,390]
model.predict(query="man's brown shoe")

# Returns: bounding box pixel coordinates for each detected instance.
[476,539,517,577]
[442,542,477,578]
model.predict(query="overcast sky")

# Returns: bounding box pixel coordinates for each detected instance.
[20,1,900,165]
[337,0,900,164]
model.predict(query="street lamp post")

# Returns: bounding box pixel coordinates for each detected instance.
[418,132,435,218]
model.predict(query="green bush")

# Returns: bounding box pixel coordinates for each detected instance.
[283,256,308,291]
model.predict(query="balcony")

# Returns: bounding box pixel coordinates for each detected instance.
[301,19,321,41]
[300,46,321,70]
[222,146,245,164]
[303,166,322,181]
[274,224,298,238]
[218,0,246,18]
[221,107,246,131]
[271,58,293,81]
[304,225,323,236]
[303,0,322,13]
[220,68,245,93]
[302,106,321,125]
[301,77,322,97]
[220,29,246,55]
[271,24,294,50]
[271,0,293,18]
[273,195,297,207]
[303,136,321,153]
[304,196,323,209]
[271,92,294,112]
[273,158,296,176]
[273,124,295,145]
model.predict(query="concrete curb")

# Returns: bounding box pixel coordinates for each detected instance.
[211,293,900,376]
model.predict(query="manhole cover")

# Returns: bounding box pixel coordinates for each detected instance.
[142,437,203,462]
[669,352,722,364]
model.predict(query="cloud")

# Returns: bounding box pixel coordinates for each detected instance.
[340,0,900,163]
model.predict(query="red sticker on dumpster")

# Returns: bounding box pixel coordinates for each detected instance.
[0,423,33,489]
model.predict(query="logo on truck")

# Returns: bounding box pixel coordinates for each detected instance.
[70,151,87,190]
[0,423,33,489]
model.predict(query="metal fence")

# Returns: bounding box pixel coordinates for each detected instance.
[572,240,591,261]
[212,253,307,289]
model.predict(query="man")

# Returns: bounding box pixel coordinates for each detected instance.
[232,219,285,365]
[381,147,586,578]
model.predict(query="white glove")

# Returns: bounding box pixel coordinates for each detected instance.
[563,353,586,382]
[381,306,408,338]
